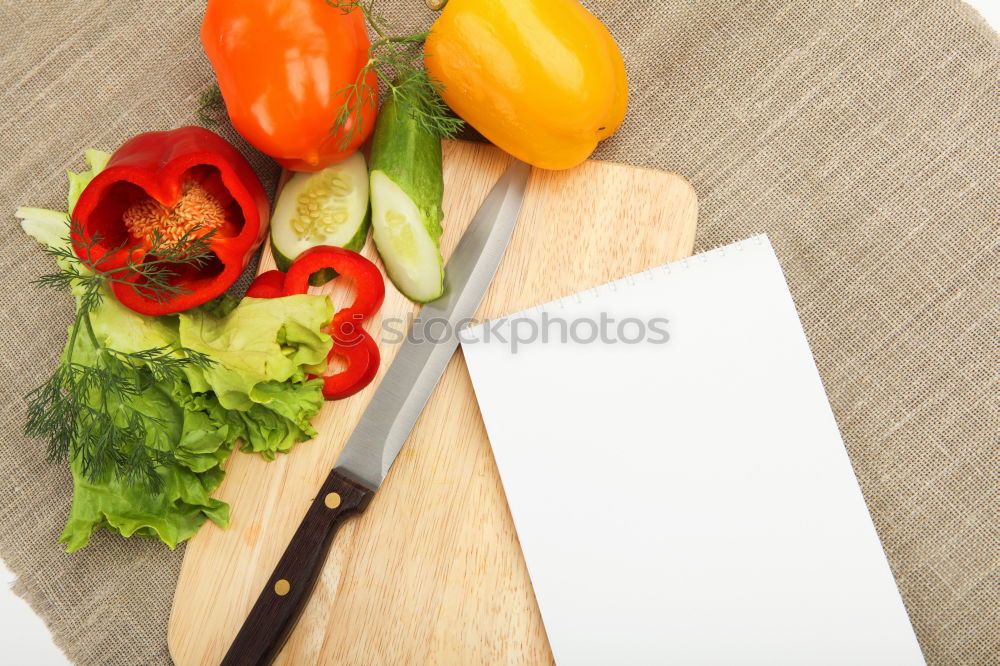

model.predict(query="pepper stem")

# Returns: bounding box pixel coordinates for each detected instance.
[425,0,448,10]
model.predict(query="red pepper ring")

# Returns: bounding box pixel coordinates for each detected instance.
[330,308,366,345]
[245,270,286,298]
[311,329,380,400]
[253,246,385,400]
[282,245,384,321]
[353,333,381,392]
[243,286,380,400]
[317,308,379,399]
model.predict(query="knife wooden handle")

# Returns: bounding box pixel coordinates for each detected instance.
[220,469,374,666]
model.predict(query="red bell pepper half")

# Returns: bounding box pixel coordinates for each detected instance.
[250,246,385,400]
[71,126,269,315]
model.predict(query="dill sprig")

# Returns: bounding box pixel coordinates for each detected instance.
[25,218,216,494]
[197,83,226,126]
[328,0,464,149]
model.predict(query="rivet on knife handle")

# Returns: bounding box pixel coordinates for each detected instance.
[219,470,373,666]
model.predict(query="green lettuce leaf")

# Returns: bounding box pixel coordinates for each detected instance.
[67,149,110,211]
[16,207,72,255]
[238,379,327,459]
[58,380,231,551]
[54,294,332,551]
[178,294,334,410]
[23,150,335,551]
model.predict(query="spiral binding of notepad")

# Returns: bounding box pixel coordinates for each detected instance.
[513,234,770,320]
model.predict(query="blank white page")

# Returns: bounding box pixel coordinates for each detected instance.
[460,235,924,665]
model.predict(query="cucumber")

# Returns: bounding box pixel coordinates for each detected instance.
[270,151,370,285]
[369,93,445,303]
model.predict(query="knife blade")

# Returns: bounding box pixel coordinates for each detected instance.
[221,159,531,666]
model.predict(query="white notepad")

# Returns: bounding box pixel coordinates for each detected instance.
[460,235,924,665]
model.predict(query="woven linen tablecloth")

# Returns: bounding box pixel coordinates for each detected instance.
[0,1,996,664]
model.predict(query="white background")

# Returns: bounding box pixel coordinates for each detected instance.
[2,3,996,663]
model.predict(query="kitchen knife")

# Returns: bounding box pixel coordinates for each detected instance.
[221,159,531,666]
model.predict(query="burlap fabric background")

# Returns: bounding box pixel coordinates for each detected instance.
[0,1,995,664]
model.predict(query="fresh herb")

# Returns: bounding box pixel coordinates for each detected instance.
[25,220,217,493]
[19,154,335,550]
[197,83,226,126]
[328,0,464,149]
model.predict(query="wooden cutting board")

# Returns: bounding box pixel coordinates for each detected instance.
[168,139,697,665]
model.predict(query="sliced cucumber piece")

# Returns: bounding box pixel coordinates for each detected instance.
[370,172,445,302]
[270,151,370,283]
[369,93,445,303]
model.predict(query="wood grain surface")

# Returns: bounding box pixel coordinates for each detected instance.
[168,139,698,665]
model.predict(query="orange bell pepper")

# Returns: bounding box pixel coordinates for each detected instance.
[201,0,378,172]
[424,0,628,170]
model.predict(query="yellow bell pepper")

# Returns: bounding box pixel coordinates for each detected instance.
[424,0,628,170]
